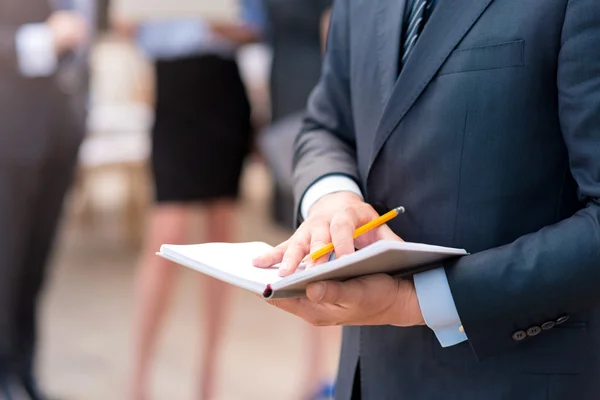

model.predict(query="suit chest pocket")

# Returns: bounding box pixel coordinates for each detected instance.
[437,40,525,76]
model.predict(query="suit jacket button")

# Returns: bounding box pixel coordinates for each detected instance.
[512,330,527,341]
[527,326,542,337]
[541,321,555,330]
[556,315,570,325]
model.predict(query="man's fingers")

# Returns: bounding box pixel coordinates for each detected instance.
[308,223,333,266]
[330,209,358,258]
[252,241,288,268]
[307,276,388,308]
[306,281,347,305]
[355,224,403,249]
[376,225,403,241]
[266,298,302,314]
[279,230,311,276]
[268,298,331,325]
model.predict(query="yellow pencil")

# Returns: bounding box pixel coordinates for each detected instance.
[309,206,406,261]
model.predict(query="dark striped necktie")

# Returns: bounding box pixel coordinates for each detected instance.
[401,0,433,67]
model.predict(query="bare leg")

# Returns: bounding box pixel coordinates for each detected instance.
[129,204,191,400]
[198,199,236,400]
[303,326,326,399]
[302,326,342,399]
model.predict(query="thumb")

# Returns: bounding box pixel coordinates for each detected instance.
[306,281,347,305]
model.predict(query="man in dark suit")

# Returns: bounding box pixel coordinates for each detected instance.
[0,1,92,398]
[253,0,600,398]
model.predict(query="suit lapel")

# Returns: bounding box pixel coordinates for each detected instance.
[374,0,406,107]
[367,0,495,179]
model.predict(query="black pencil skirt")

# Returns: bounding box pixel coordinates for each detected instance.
[151,54,252,203]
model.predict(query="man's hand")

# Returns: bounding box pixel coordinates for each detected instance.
[268,274,425,327]
[253,192,402,276]
[46,11,88,55]
[253,191,424,328]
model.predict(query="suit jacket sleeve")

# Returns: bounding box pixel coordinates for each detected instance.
[446,0,600,359]
[0,25,19,71]
[292,0,359,222]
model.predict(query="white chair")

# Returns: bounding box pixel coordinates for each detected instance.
[73,35,154,246]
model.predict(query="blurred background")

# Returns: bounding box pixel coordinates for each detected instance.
[0,0,340,399]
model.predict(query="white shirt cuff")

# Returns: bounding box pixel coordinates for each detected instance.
[300,175,363,219]
[15,23,58,77]
[413,267,468,347]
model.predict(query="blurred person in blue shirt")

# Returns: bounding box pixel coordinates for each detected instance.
[113,3,266,399]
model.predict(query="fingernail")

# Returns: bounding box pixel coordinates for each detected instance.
[308,282,327,301]
[252,256,266,267]
[278,262,290,276]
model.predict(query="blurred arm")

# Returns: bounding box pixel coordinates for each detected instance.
[208,23,260,45]
[209,0,267,44]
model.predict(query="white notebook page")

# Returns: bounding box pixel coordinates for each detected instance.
[161,242,285,286]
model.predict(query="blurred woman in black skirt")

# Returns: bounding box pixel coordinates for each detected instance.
[115,4,267,399]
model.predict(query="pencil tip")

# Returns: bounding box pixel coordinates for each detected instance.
[396,206,406,214]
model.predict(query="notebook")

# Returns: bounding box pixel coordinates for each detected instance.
[157,240,467,299]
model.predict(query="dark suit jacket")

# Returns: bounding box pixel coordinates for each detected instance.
[293,0,600,398]
[0,0,88,165]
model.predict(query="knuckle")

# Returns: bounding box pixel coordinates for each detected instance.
[289,234,309,248]
[289,238,305,249]
[342,205,358,217]
[354,281,371,307]
[333,237,355,252]
[268,300,281,309]
[275,240,289,249]
[310,316,329,327]
[355,293,369,308]
[330,218,352,233]
[311,231,331,245]
[310,241,327,251]
[342,206,357,220]
[362,202,378,213]
[330,286,344,304]
[293,225,309,238]
[357,206,378,223]
[335,235,354,245]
